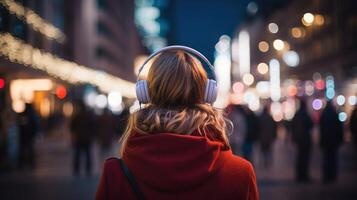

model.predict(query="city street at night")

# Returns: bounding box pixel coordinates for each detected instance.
[1,128,357,200]
[1,0,357,199]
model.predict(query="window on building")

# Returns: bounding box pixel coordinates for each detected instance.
[0,5,9,31]
[96,47,118,64]
[97,0,108,10]
[12,18,26,40]
[97,21,116,39]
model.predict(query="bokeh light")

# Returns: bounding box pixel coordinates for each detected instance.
[326,88,335,100]
[312,99,323,110]
[247,1,258,15]
[0,78,5,89]
[55,85,67,99]
[283,50,300,67]
[268,23,279,33]
[273,39,284,51]
[108,91,123,111]
[282,98,296,120]
[12,100,25,113]
[257,62,269,74]
[0,0,66,42]
[84,90,97,107]
[271,101,283,122]
[256,81,270,99]
[287,85,298,96]
[336,95,345,106]
[269,59,281,101]
[313,72,322,81]
[232,81,245,93]
[315,79,325,90]
[314,14,325,26]
[63,101,73,117]
[242,73,254,86]
[305,81,315,96]
[95,94,108,109]
[258,41,269,52]
[348,96,357,105]
[326,75,335,88]
[338,112,347,122]
[0,33,136,97]
[291,27,305,38]
[302,13,314,26]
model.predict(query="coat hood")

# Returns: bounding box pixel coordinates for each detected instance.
[123,132,232,192]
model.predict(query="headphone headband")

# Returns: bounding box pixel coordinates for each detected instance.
[137,45,216,80]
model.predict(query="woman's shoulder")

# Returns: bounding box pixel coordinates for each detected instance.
[223,153,256,177]
[213,153,258,199]
[101,157,129,186]
[96,158,137,199]
[101,157,123,177]
[104,157,120,165]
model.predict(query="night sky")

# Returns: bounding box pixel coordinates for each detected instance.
[167,0,250,62]
[167,0,288,62]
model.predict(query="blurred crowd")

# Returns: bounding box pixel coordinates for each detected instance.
[228,99,357,183]
[1,97,357,183]
[0,101,130,176]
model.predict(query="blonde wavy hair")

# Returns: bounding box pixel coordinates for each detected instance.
[119,50,231,156]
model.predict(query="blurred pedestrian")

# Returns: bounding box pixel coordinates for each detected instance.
[259,105,277,168]
[98,109,115,160]
[350,106,357,153]
[3,107,19,169]
[70,101,96,176]
[243,107,260,162]
[319,101,344,183]
[291,100,313,182]
[17,103,39,169]
[114,108,130,138]
[96,47,258,199]
[229,104,247,155]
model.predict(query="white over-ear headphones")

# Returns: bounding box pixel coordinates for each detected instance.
[136,45,218,104]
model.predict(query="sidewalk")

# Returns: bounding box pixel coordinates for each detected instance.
[255,134,357,200]
[0,129,120,200]
[1,129,356,200]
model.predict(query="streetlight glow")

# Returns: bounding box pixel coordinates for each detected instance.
[314,14,325,25]
[242,73,254,86]
[268,23,279,34]
[269,59,281,101]
[258,41,269,52]
[238,30,250,77]
[0,33,136,97]
[273,39,284,51]
[302,13,314,26]
[257,63,269,74]
[283,50,300,67]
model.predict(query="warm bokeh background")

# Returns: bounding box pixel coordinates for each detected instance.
[0,0,356,199]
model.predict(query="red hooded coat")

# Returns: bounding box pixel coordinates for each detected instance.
[96,132,258,200]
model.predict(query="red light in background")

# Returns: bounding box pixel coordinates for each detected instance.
[56,85,67,99]
[0,79,5,89]
[315,80,325,90]
[232,82,245,94]
[287,85,298,96]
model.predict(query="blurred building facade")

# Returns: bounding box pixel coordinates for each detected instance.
[67,0,143,79]
[0,0,144,112]
[134,0,169,52]
[248,0,357,83]
[0,0,144,169]
[230,0,356,121]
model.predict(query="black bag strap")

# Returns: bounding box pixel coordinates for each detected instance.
[118,158,145,200]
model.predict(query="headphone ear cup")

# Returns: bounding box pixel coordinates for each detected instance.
[204,79,218,104]
[136,80,150,104]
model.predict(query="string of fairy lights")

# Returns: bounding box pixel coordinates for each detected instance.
[0,0,66,43]
[0,33,136,98]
